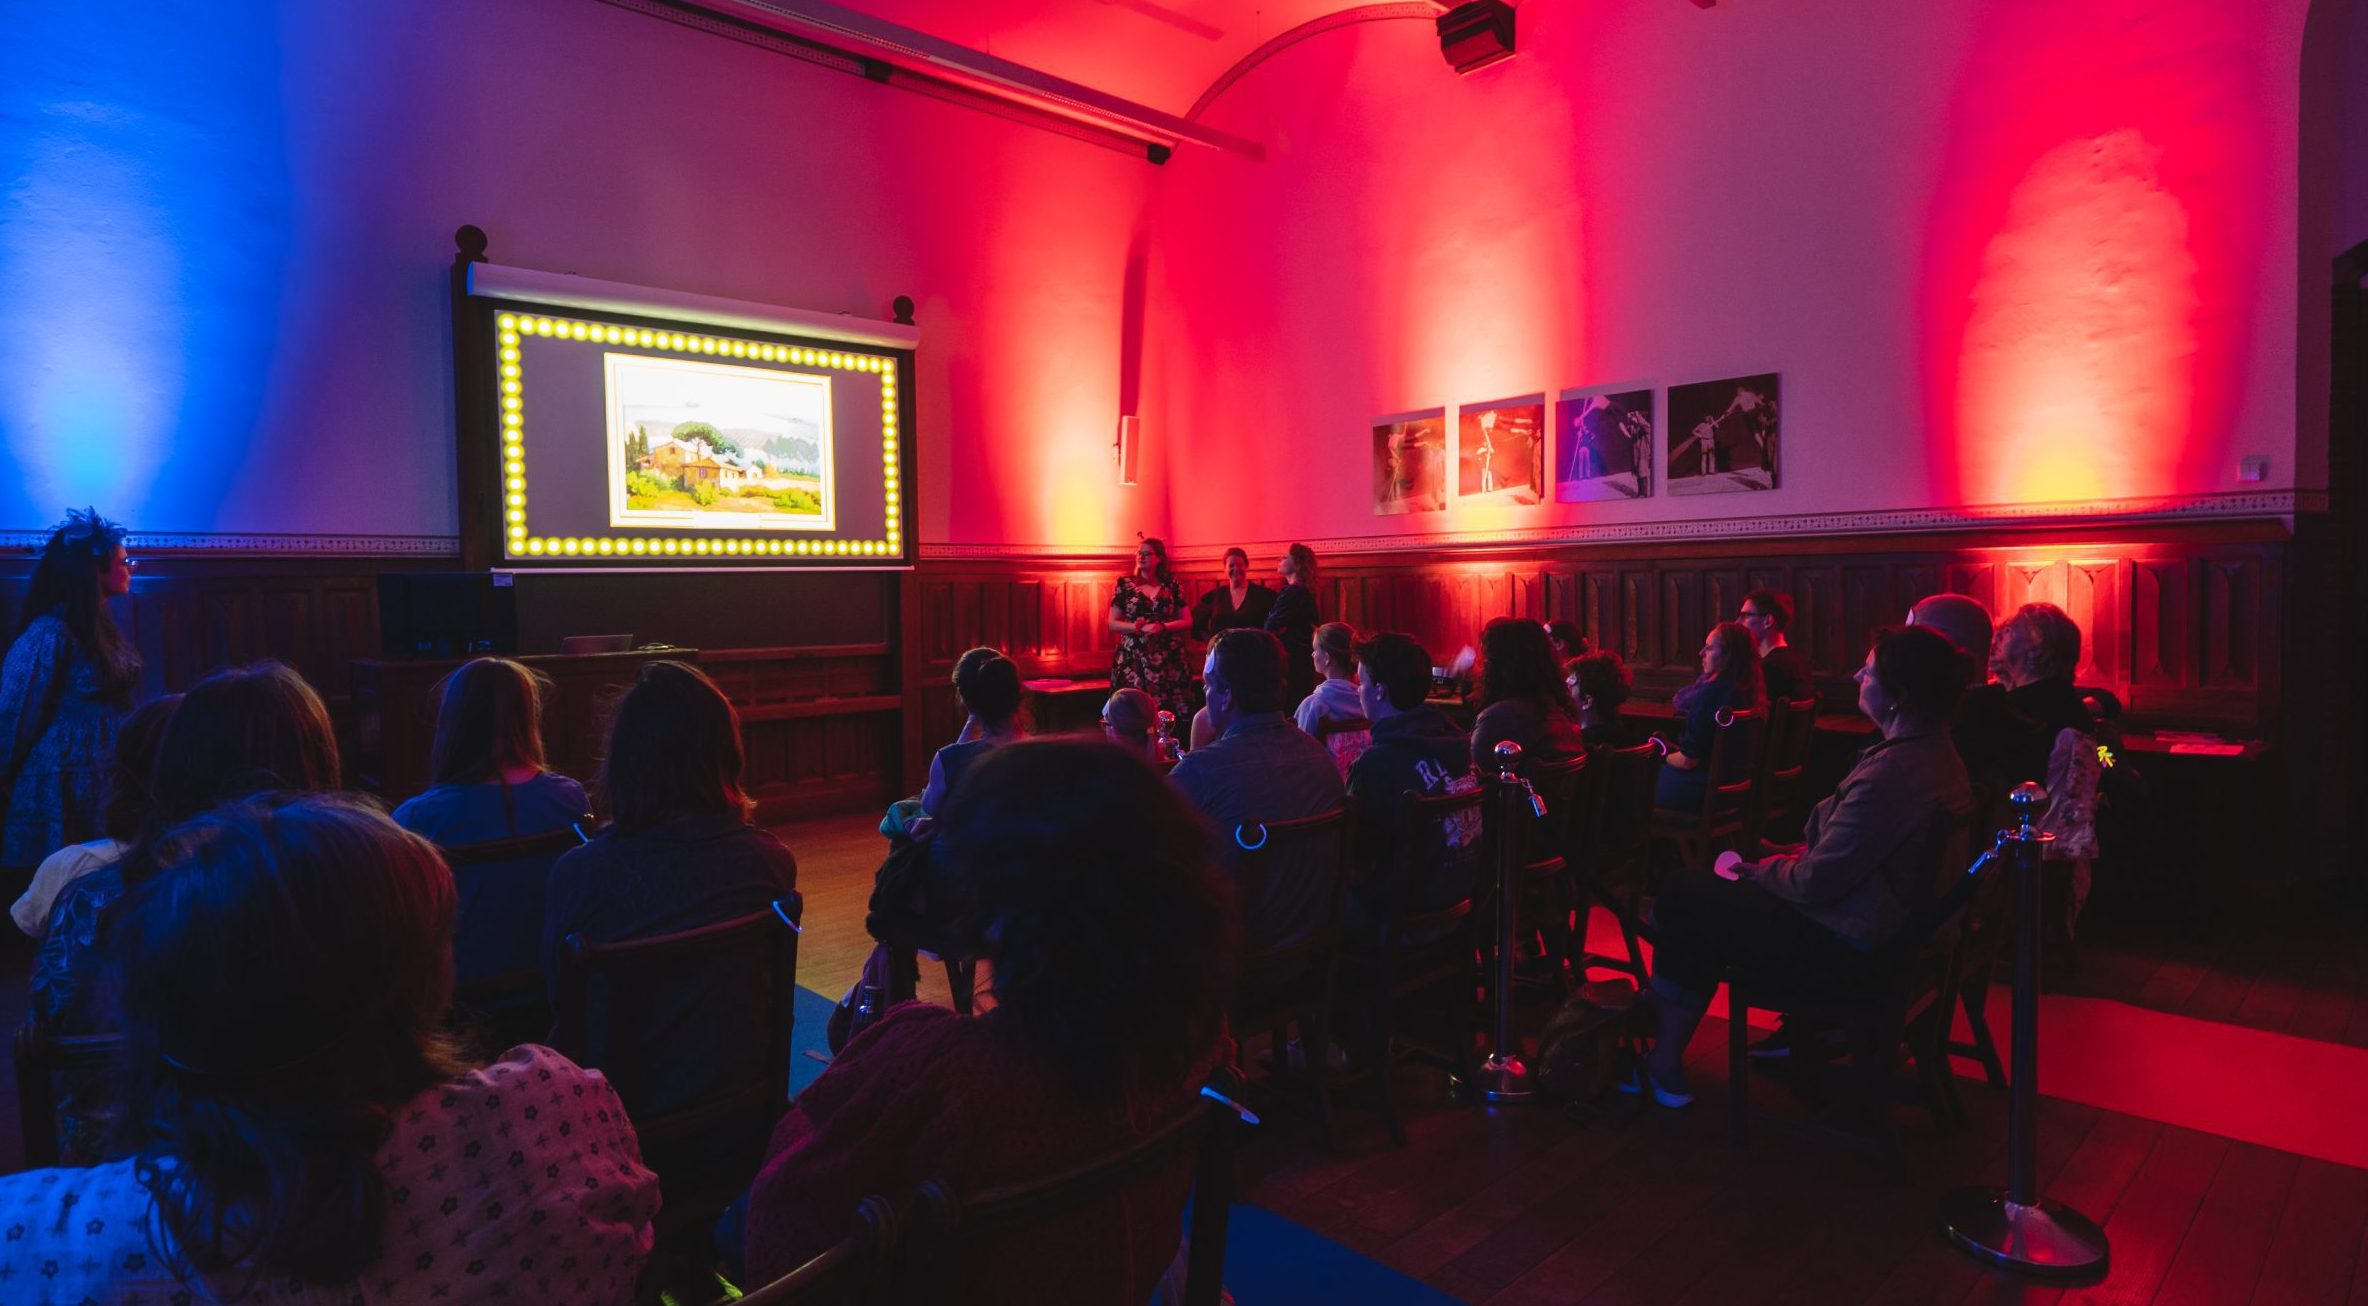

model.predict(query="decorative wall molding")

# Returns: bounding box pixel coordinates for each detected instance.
[918,541,1130,562]
[1164,491,2323,562]
[0,532,463,557]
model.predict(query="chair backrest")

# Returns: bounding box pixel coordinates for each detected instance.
[1516,751,1589,872]
[1580,739,1664,873]
[551,894,803,1158]
[1382,783,1487,944]
[1231,808,1352,988]
[441,826,586,999]
[12,1022,127,1169]
[1672,705,1763,824]
[1752,695,1821,837]
[901,1072,1246,1306]
[728,1195,899,1306]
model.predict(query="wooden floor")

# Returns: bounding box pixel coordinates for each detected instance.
[2058,909,2368,1050]
[4,817,2364,1304]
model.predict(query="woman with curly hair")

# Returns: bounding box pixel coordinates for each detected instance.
[1471,615,1585,768]
[0,508,142,870]
[0,793,659,1302]
[743,738,1236,1300]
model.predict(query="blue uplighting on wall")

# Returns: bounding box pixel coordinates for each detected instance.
[0,5,290,535]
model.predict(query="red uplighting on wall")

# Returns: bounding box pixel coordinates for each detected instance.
[1921,0,2269,512]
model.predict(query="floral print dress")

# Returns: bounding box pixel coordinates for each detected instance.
[0,613,139,868]
[1110,575,1191,719]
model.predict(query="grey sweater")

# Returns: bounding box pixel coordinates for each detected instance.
[1750,728,1973,947]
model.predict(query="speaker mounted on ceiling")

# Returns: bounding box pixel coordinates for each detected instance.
[1437,0,1516,75]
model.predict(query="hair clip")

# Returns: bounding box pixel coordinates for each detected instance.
[56,506,127,554]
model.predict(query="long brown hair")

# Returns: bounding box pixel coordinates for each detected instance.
[599,660,750,829]
[1701,620,1765,709]
[119,794,466,1288]
[17,508,136,691]
[125,662,341,889]
[1479,616,1577,720]
[428,657,551,785]
[1283,542,1319,592]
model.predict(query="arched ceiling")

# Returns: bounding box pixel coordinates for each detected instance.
[819,0,1411,119]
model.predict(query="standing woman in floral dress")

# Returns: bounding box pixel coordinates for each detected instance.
[0,509,141,873]
[1108,537,1191,720]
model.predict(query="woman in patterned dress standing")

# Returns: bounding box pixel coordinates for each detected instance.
[0,508,141,873]
[1108,536,1191,719]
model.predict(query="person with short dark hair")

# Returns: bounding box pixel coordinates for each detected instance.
[0,508,142,871]
[394,657,589,846]
[1345,631,1477,933]
[1170,629,1345,951]
[744,739,1233,1300]
[1655,621,1764,811]
[1193,546,1276,639]
[0,794,659,1302]
[1636,626,1974,1106]
[920,647,1026,819]
[1264,543,1323,706]
[1739,587,1812,703]
[1567,650,1635,747]
[541,660,796,1187]
[10,691,177,938]
[1471,616,1586,768]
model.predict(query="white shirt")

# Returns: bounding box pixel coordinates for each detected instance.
[10,837,126,938]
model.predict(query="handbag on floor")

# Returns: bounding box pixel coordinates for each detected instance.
[1535,978,1641,1102]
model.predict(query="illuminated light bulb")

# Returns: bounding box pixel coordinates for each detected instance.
[570,324,588,340]
[506,395,523,410]
[509,528,526,542]
[506,476,523,491]
[498,314,517,329]
[526,539,544,554]
[594,539,612,554]
[630,539,647,554]
[662,540,678,554]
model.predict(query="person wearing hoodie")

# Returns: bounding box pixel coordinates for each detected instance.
[1345,631,1479,938]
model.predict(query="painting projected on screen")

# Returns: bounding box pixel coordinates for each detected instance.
[605,354,835,532]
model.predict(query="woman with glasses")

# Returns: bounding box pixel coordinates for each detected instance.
[1108,537,1191,719]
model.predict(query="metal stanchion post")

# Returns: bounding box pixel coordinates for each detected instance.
[1939,782,2110,1278]
[1454,740,1539,1104]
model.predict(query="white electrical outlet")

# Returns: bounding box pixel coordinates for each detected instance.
[2238,456,2269,483]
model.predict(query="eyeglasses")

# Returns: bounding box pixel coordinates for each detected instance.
[1737,609,1771,620]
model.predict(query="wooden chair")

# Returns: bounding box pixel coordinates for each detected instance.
[1336,786,1485,1145]
[551,894,803,1269]
[899,1071,1249,1306]
[1650,705,1766,869]
[1228,808,1352,1147]
[722,1196,899,1306]
[1722,824,1998,1167]
[1569,739,1664,984]
[1492,751,1588,997]
[12,1021,126,1168]
[1753,696,1821,855]
[441,825,586,1051]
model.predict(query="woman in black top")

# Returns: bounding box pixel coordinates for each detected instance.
[1193,547,1274,639]
[1264,542,1322,706]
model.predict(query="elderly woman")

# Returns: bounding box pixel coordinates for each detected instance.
[1955,601,2090,797]
[1633,625,1974,1105]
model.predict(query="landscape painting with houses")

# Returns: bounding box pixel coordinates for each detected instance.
[603,352,835,531]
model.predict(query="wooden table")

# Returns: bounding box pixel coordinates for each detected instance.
[351,649,697,809]
[1021,677,1114,735]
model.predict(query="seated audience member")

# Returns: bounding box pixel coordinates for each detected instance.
[37,662,340,1036]
[10,691,178,937]
[1170,629,1346,950]
[919,648,1024,821]
[1471,616,1586,768]
[1100,685,1162,761]
[1655,621,1764,811]
[742,739,1233,1301]
[1545,619,1589,663]
[393,657,589,845]
[542,661,797,1177]
[0,794,659,1302]
[1906,593,1994,672]
[1192,546,1276,638]
[1568,651,1636,748]
[1955,601,2091,796]
[1740,587,1813,704]
[1346,632,1479,934]
[1637,626,1974,1104]
[1295,621,1371,775]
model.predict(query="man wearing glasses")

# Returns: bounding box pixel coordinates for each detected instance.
[1738,588,1812,704]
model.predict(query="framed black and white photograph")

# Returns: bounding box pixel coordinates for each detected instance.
[1554,385,1654,501]
[1667,372,1779,496]
[1371,409,1448,515]
[1455,394,1546,507]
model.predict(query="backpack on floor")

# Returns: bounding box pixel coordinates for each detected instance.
[1535,978,1641,1103]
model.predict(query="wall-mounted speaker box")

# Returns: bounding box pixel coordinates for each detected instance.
[1437,0,1516,74]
